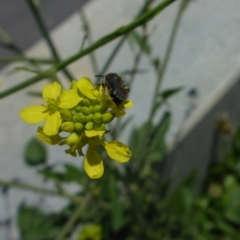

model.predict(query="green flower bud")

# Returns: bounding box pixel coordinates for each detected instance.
[76,113,86,122]
[102,112,115,123]
[75,122,84,132]
[82,106,91,115]
[94,123,106,130]
[66,132,79,145]
[75,106,82,112]
[85,122,94,130]
[92,105,102,113]
[60,109,72,121]
[99,102,108,113]
[71,110,77,116]
[93,113,102,123]
[82,98,91,106]
[61,121,75,132]
[72,115,78,122]
[85,114,93,122]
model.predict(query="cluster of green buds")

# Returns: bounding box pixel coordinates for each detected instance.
[61,97,114,135]
[20,77,133,178]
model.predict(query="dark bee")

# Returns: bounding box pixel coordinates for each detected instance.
[95,73,130,105]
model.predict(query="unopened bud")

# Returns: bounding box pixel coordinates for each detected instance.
[93,113,102,123]
[102,112,115,123]
[74,122,84,132]
[93,89,99,97]
[61,121,75,132]
[94,123,106,130]
[75,106,82,112]
[60,109,72,121]
[66,132,79,145]
[71,110,77,116]
[82,106,91,115]
[77,113,86,122]
[82,98,91,106]
[93,105,101,113]
[99,102,108,113]
[85,122,94,130]
[85,114,93,122]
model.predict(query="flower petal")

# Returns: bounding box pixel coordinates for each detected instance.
[43,111,62,135]
[19,106,48,123]
[42,82,61,101]
[122,100,133,108]
[85,130,105,138]
[77,77,96,99]
[104,141,131,163]
[37,127,63,145]
[84,148,104,179]
[59,88,83,109]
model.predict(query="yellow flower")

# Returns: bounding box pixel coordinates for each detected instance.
[21,77,133,179]
[20,82,82,135]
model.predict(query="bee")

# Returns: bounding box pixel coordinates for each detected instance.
[95,73,130,105]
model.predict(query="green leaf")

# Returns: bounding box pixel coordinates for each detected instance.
[147,112,171,159]
[18,205,62,240]
[159,87,183,101]
[130,30,151,55]
[222,186,240,224]
[24,137,47,166]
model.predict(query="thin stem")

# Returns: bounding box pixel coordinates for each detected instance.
[0,27,23,54]
[0,179,82,203]
[79,8,99,74]
[148,0,188,124]
[79,34,88,52]
[0,0,177,99]
[0,56,56,64]
[140,0,190,162]
[25,0,74,80]
[99,0,156,76]
[55,197,89,240]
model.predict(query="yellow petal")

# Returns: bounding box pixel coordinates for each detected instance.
[104,141,131,163]
[36,127,63,145]
[85,130,105,138]
[122,100,133,108]
[42,82,61,101]
[77,77,96,99]
[43,111,62,135]
[84,148,104,179]
[19,106,48,123]
[59,88,83,109]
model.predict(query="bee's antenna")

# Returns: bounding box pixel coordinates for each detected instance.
[95,74,104,78]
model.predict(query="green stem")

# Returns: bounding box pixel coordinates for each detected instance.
[55,197,89,240]
[79,8,99,74]
[25,0,74,80]
[0,179,82,203]
[99,0,156,76]
[0,27,23,54]
[0,56,56,64]
[148,0,188,124]
[0,0,177,99]
[139,0,190,164]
